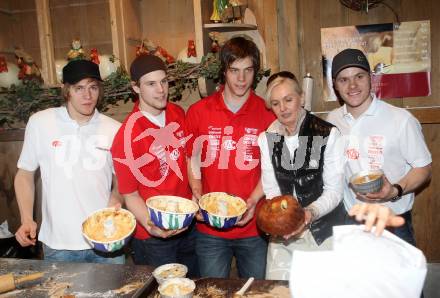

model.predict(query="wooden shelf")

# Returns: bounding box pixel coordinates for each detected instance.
[203,23,257,32]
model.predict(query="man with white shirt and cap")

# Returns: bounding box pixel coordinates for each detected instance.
[327,48,432,245]
[14,59,123,263]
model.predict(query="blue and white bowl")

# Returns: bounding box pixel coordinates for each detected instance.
[350,169,384,195]
[82,207,136,253]
[199,192,247,229]
[146,196,199,230]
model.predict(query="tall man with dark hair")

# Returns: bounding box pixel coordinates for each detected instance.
[111,55,198,277]
[327,48,432,245]
[185,37,275,278]
[14,59,124,263]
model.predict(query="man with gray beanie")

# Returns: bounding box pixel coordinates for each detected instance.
[14,59,123,263]
[111,54,198,276]
[327,48,432,245]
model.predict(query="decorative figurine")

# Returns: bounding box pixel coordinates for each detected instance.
[210,0,222,22]
[209,32,225,53]
[136,41,149,57]
[14,48,42,82]
[67,39,85,61]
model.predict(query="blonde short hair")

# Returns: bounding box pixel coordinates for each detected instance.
[265,75,303,109]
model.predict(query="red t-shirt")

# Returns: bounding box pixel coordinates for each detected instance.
[185,89,275,239]
[111,102,191,240]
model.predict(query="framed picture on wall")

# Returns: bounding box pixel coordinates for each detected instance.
[321,20,431,101]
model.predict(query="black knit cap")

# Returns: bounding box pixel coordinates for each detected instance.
[62,59,102,84]
[130,54,167,82]
[331,48,371,79]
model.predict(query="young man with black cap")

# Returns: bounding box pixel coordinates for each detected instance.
[14,59,123,263]
[111,55,198,276]
[327,48,432,245]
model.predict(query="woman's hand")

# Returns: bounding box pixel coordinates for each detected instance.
[282,209,312,240]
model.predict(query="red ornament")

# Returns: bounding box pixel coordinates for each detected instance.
[157,46,175,64]
[90,48,100,64]
[0,57,7,73]
[17,57,32,80]
[187,40,196,58]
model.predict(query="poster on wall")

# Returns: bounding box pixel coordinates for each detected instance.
[321,21,431,102]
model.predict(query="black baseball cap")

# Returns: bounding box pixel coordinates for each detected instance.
[331,48,371,79]
[62,59,102,84]
[130,54,167,82]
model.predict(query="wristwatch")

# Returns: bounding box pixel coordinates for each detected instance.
[391,184,403,202]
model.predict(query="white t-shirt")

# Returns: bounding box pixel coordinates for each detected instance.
[258,118,345,219]
[327,95,432,215]
[17,107,121,250]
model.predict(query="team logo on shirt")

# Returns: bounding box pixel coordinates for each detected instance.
[223,139,236,150]
[346,148,360,160]
[170,148,180,161]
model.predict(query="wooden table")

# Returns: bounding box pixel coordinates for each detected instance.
[147,277,290,297]
[0,258,155,297]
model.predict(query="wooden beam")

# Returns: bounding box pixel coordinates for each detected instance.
[35,0,56,86]
[277,0,300,75]
[409,107,440,124]
[193,0,204,61]
[109,0,123,64]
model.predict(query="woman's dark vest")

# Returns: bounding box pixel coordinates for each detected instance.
[266,112,347,245]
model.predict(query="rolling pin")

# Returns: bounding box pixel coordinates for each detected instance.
[0,272,44,293]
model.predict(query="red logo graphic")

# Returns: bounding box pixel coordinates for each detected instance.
[52,140,62,147]
[346,148,359,160]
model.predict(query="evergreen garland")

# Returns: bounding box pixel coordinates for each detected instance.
[0,53,269,128]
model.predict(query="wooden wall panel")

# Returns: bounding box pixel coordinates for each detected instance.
[2,1,42,67]
[140,0,195,58]
[49,0,113,60]
[109,0,141,69]
[248,0,279,72]
[0,139,42,236]
[277,0,299,76]
[0,141,23,235]
[0,1,13,61]
[413,124,440,261]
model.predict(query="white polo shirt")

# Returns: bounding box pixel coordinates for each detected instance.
[327,95,432,215]
[17,107,121,250]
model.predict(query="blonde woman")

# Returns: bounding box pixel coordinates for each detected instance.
[258,71,347,280]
